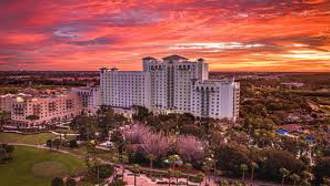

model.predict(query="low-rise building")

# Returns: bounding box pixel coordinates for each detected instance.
[10,92,82,127]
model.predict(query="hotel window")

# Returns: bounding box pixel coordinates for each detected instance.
[49,102,56,112]
[66,100,73,110]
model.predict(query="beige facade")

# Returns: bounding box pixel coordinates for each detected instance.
[11,93,82,127]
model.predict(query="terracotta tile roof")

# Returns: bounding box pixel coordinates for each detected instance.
[162,54,188,61]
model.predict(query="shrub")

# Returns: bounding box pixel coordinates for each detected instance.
[314,157,330,185]
[51,177,64,186]
[88,164,114,181]
[110,177,126,186]
[65,177,76,186]
[69,140,78,148]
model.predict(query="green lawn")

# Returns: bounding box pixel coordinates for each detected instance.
[0,146,86,186]
[0,132,57,145]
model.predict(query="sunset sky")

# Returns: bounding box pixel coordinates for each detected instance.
[0,0,329,72]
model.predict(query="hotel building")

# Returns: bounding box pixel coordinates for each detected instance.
[71,86,101,114]
[100,55,240,121]
[0,94,15,113]
[10,93,81,127]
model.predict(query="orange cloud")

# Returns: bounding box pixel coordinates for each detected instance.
[0,0,329,71]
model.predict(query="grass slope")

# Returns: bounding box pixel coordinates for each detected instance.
[0,146,85,186]
[0,132,56,145]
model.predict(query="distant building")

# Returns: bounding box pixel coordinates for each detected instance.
[281,82,304,88]
[10,92,81,127]
[0,94,15,112]
[100,55,240,121]
[71,86,101,114]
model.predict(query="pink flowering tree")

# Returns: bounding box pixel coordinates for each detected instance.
[121,124,150,144]
[176,135,205,163]
[141,132,173,168]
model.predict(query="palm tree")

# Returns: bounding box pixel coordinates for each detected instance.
[121,153,129,181]
[85,142,101,185]
[234,180,243,186]
[148,154,156,169]
[240,164,248,181]
[46,139,53,151]
[167,153,183,185]
[289,173,300,186]
[221,179,229,186]
[168,169,174,186]
[250,162,258,185]
[185,163,192,186]
[173,170,181,186]
[51,177,64,186]
[300,180,311,186]
[203,157,215,185]
[196,173,204,186]
[323,177,330,186]
[202,164,211,184]
[132,164,140,186]
[279,167,289,186]
[53,138,61,150]
[301,170,313,185]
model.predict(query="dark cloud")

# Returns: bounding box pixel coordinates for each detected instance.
[68,36,115,46]
[251,34,330,51]
[97,9,164,27]
[168,0,330,20]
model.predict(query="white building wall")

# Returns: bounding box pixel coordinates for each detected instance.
[0,94,15,112]
[100,69,151,109]
[142,56,209,113]
[71,86,101,114]
[100,55,239,121]
[191,80,240,121]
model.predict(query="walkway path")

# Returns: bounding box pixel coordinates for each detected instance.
[50,131,80,136]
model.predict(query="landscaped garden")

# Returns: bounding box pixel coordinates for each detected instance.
[0,146,86,186]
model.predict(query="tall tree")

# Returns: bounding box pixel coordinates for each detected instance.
[250,162,258,184]
[279,168,289,186]
[132,164,140,186]
[176,135,205,163]
[240,164,248,181]
[289,173,300,186]
[71,115,98,141]
[140,132,172,169]
[53,139,61,150]
[25,115,39,126]
[132,106,151,122]
[0,111,10,130]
